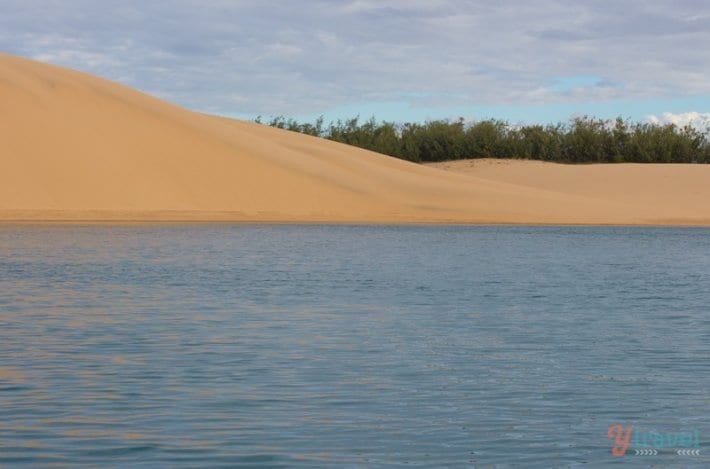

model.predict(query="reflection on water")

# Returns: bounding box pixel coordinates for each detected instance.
[1,224,709,466]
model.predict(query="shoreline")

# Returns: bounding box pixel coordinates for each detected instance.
[2,217,710,228]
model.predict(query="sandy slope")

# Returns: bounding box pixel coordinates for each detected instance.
[427,159,710,225]
[1,53,709,225]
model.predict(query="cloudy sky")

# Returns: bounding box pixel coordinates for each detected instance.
[2,0,710,126]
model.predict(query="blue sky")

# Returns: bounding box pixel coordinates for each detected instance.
[2,0,710,128]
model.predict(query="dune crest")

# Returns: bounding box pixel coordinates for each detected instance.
[2,53,710,225]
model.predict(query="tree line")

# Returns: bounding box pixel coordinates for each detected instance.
[255,115,710,164]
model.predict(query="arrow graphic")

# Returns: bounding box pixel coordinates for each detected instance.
[634,449,658,455]
[676,449,701,456]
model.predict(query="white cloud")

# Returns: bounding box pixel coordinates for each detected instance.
[647,112,710,133]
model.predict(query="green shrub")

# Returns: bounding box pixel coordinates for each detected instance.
[255,115,709,164]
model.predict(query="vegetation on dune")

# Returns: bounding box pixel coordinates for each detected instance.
[255,115,710,164]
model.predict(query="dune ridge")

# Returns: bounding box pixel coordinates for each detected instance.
[2,53,710,225]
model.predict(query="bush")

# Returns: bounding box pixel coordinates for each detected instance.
[255,115,710,164]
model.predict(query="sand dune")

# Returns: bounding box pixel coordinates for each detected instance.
[2,53,710,225]
[427,159,710,225]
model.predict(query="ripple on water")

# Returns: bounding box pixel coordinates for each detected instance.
[1,225,709,467]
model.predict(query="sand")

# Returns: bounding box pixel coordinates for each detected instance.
[427,159,710,225]
[2,53,710,225]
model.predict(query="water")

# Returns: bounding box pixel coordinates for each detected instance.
[1,225,708,467]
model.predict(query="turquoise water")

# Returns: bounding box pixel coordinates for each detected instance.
[1,225,708,467]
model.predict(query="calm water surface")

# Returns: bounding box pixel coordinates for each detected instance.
[1,225,708,467]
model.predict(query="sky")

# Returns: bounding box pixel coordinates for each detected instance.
[2,0,710,128]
